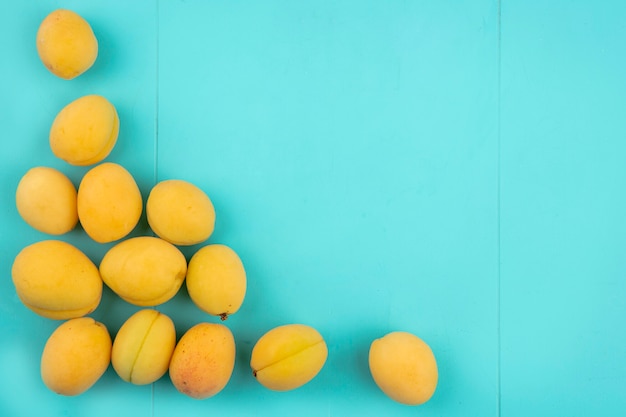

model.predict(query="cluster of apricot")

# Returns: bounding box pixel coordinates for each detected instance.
[11,8,438,406]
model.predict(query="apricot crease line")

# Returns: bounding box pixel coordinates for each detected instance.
[252,340,325,376]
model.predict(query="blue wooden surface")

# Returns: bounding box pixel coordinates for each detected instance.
[500,1,626,415]
[0,1,624,416]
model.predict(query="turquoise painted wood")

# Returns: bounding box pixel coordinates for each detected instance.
[500,1,626,415]
[0,1,623,416]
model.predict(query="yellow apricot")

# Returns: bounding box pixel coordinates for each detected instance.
[111,309,176,385]
[250,324,327,391]
[36,9,98,79]
[15,166,78,235]
[169,323,236,399]
[50,95,119,166]
[77,162,142,243]
[186,244,246,320]
[368,331,438,405]
[12,240,102,320]
[146,179,215,246]
[99,236,187,306]
[41,317,111,396]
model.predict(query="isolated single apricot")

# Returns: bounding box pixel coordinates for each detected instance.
[36,9,98,79]
[368,331,438,405]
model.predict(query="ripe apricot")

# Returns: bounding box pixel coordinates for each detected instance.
[15,166,78,235]
[99,236,187,306]
[77,162,142,243]
[50,95,119,166]
[36,9,98,79]
[250,324,327,391]
[41,317,111,395]
[12,240,102,320]
[111,309,176,385]
[368,331,438,405]
[169,323,236,399]
[186,244,246,320]
[146,179,215,246]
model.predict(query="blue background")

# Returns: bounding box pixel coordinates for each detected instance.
[1,0,625,416]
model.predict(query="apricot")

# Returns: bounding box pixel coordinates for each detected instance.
[146,179,215,245]
[250,324,327,391]
[368,331,438,405]
[15,166,78,235]
[111,309,176,385]
[169,323,236,399]
[99,236,187,306]
[11,240,102,320]
[41,317,111,395]
[77,162,142,243]
[50,95,119,166]
[36,9,98,79]
[186,244,246,320]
